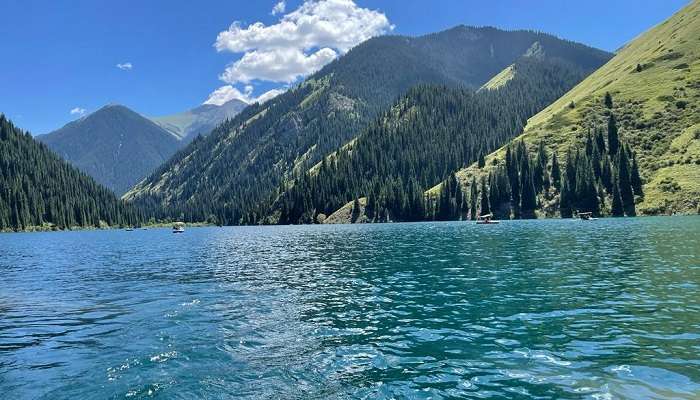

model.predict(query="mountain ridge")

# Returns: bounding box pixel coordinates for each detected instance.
[124,25,612,225]
[443,0,700,216]
[38,104,181,195]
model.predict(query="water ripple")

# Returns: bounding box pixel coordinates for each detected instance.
[0,217,699,399]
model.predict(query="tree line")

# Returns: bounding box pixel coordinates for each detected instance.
[0,115,141,231]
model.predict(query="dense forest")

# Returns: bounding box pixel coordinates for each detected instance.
[437,93,644,220]
[125,27,611,225]
[271,57,595,224]
[0,115,141,231]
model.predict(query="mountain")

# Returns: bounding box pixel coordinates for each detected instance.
[125,26,612,225]
[274,55,600,224]
[0,115,140,231]
[151,98,248,141]
[446,0,700,217]
[38,104,181,195]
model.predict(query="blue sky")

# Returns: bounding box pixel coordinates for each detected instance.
[0,0,689,134]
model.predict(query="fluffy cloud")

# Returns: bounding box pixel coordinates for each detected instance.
[271,1,286,15]
[116,62,133,70]
[206,0,392,106]
[70,107,86,116]
[203,85,287,105]
[214,0,392,84]
[220,47,337,84]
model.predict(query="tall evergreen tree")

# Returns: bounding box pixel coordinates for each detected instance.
[617,150,636,216]
[611,179,624,217]
[630,155,644,197]
[551,153,561,190]
[469,176,478,220]
[607,114,620,155]
[479,176,490,216]
[604,92,613,109]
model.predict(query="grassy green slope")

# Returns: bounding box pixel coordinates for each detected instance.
[444,1,700,214]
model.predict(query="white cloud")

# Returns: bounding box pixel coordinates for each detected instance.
[220,47,337,84]
[205,0,391,110]
[70,107,86,116]
[203,85,287,106]
[116,62,133,70]
[214,0,392,84]
[271,1,286,15]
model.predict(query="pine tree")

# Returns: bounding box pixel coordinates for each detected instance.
[551,153,561,190]
[351,198,361,223]
[560,178,573,218]
[479,176,490,216]
[469,177,478,220]
[478,153,485,168]
[617,150,636,216]
[607,114,619,155]
[611,180,624,217]
[630,155,643,197]
[604,92,613,109]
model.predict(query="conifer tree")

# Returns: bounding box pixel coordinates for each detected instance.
[611,180,624,217]
[604,92,613,109]
[479,176,490,216]
[351,198,361,223]
[607,114,619,155]
[469,177,478,220]
[560,178,573,218]
[551,153,561,190]
[630,155,643,197]
[617,150,636,216]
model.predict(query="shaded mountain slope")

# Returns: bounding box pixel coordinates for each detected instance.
[38,105,181,195]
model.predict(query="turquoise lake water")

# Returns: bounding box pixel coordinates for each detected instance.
[1,217,699,399]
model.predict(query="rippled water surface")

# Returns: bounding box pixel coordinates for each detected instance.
[1,217,699,399]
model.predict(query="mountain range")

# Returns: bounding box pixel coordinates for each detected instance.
[124,26,612,224]
[4,6,699,232]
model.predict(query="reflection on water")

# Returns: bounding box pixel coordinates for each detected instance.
[1,217,699,399]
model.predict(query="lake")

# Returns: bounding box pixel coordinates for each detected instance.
[1,217,699,399]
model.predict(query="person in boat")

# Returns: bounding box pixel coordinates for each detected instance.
[578,212,595,220]
[172,222,185,233]
[476,213,499,224]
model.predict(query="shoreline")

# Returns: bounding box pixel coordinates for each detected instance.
[1,213,697,234]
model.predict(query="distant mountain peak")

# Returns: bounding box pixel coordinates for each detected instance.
[150,98,248,141]
[37,103,181,195]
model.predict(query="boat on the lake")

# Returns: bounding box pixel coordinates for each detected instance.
[173,222,185,233]
[476,213,499,224]
[578,212,597,221]
[125,227,134,231]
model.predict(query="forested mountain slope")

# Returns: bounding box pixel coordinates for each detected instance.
[445,0,700,217]
[0,115,140,231]
[38,105,181,195]
[273,56,597,224]
[125,26,611,224]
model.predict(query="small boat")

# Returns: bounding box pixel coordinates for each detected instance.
[476,213,500,224]
[125,227,134,231]
[578,212,597,221]
[172,222,185,233]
